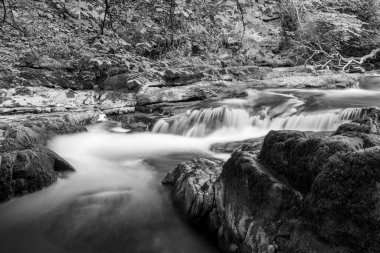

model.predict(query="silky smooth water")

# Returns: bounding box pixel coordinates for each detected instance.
[0,87,379,253]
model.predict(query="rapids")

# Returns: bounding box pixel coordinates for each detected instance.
[0,87,379,253]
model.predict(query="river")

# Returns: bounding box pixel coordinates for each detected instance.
[0,86,379,253]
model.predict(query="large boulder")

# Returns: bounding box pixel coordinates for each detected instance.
[335,109,380,135]
[163,152,340,253]
[259,130,364,193]
[163,158,222,223]
[217,151,302,253]
[0,111,99,201]
[306,146,380,252]
[164,109,380,253]
[0,147,75,201]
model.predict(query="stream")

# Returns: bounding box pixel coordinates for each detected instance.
[0,86,379,253]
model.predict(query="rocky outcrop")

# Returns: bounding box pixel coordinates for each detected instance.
[210,137,264,154]
[163,158,223,223]
[0,111,100,201]
[0,86,136,115]
[0,147,75,201]
[258,130,364,193]
[136,84,207,106]
[306,146,380,252]
[164,110,380,253]
[335,108,380,135]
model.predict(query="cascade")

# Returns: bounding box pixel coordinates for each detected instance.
[153,107,369,137]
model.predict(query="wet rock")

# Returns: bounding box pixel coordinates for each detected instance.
[359,75,380,90]
[163,152,304,253]
[217,151,303,253]
[259,130,364,193]
[165,109,380,253]
[0,147,75,201]
[163,158,222,222]
[0,111,100,201]
[210,137,264,153]
[108,113,160,132]
[335,109,380,135]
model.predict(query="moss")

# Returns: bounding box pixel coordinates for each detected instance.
[306,147,380,252]
[259,130,363,194]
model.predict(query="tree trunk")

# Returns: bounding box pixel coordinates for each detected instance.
[101,0,110,35]
[1,0,6,23]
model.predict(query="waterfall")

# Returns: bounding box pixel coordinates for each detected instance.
[152,107,251,137]
[152,107,369,137]
[251,107,367,131]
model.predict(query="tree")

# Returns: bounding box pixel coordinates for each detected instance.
[280,0,380,71]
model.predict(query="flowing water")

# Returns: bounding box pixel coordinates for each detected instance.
[0,86,379,253]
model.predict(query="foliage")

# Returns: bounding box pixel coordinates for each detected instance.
[0,0,378,69]
[280,0,380,69]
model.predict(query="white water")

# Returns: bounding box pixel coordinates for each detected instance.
[153,106,369,137]
[0,129,221,253]
[0,87,379,253]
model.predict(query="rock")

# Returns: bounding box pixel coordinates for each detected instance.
[248,72,361,89]
[210,137,264,153]
[259,130,364,193]
[335,109,380,135]
[136,85,207,106]
[306,146,380,252]
[126,79,143,90]
[359,75,380,90]
[108,112,159,132]
[217,151,302,253]
[163,69,204,86]
[0,147,75,201]
[165,109,380,253]
[163,158,222,222]
[103,74,142,91]
[0,111,100,201]
[37,56,62,70]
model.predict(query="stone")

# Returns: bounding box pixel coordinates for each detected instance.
[37,56,62,70]
[163,158,222,221]
[136,85,207,106]
[210,137,263,153]
[335,109,380,135]
[259,130,364,193]
[0,147,75,201]
[165,109,380,253]
[0,111,100,201]
[306,146,380,252]
[163,69,205,86]
[104,74,142,90]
